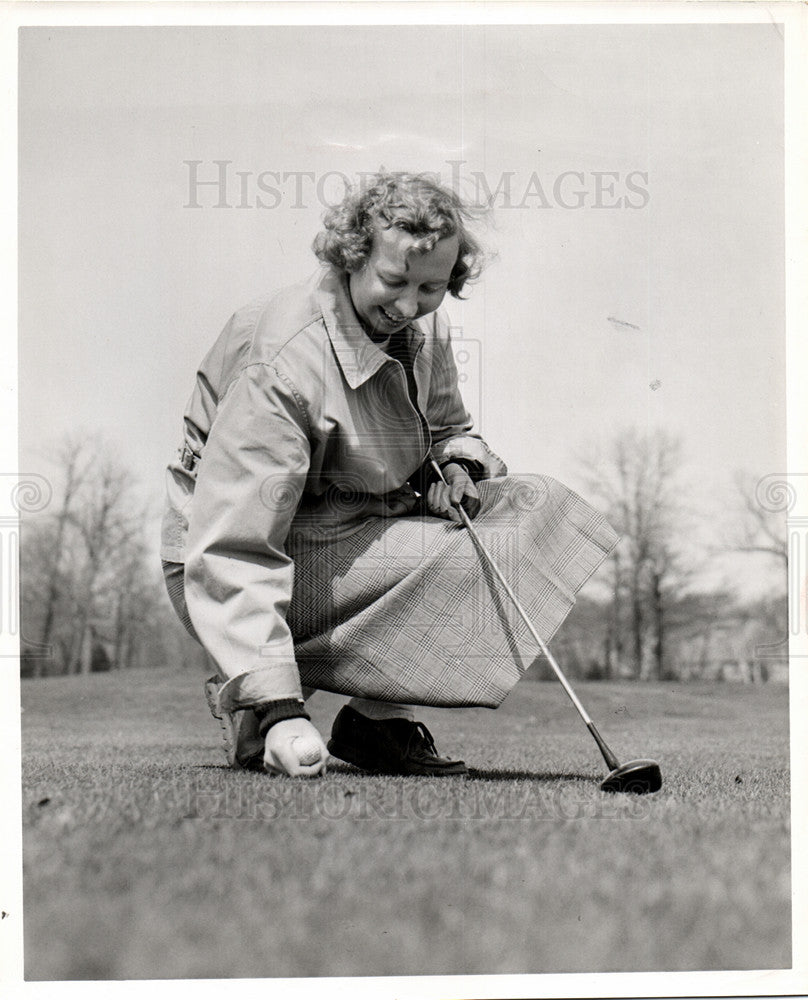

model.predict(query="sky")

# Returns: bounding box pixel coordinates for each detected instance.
[16,23,786,596]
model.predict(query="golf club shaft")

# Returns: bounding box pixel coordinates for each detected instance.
[430,459,621,772]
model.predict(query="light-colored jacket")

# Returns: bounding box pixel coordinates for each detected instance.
[162,267,506,710]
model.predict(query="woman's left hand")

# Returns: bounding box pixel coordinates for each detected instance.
[426,463,481,523]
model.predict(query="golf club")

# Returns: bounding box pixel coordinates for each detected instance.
[430,460,662,794]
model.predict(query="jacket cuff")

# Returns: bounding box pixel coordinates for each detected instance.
[255,699,310,738]
[218,662,304,712]
[439,457,486,483]
[430,435,508,480]
[410,456,485,494]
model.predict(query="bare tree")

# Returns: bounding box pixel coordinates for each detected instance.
[21,434,164,676]
[64,454,147,674]
[32,437,93,675]
[728,470,788,570]
[578,428,688,680]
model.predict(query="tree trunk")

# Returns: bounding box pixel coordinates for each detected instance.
[67,625,83,675]
[36,515,70,678]
[650,569,663,680]
[606,552,622,678]
[37,445,88,677]
[79,624,93,675]
[113,591,125,670]
[698,630,710,680]
[631,576,644,679]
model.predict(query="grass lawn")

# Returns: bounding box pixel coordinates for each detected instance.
[21,666,791,980]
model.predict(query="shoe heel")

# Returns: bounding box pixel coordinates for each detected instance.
[326,737,379,773]
[204,678,223,720]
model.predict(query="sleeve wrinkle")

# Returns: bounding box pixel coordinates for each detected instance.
[242,361,312,439]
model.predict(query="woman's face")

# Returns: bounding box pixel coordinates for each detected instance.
[348,226,459,340]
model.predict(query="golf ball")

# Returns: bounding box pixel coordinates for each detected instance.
[292,736,322,767]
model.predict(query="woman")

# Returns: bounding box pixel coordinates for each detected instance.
[161,171,617,778]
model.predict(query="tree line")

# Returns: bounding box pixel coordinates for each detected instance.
[20,436,203,677]
[19,430,788,681]
[550,429,788,682]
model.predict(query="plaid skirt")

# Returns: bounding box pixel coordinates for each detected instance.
[164,475,617,709]
[285,474,616,708]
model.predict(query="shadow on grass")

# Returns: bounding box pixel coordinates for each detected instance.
[191,762,598,784]
[466,767,596,783]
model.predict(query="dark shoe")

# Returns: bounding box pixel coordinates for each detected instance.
[204,676,264,771]
[327,706,467,776]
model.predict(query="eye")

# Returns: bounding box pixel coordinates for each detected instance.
[380,275,405,288]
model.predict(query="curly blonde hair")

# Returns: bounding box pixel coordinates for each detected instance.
[313,171,486,298]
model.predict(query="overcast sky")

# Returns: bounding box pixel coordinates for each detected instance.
[17,23,785,595]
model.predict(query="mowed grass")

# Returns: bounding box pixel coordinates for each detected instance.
[21,666,790,980]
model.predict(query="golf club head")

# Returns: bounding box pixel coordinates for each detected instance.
[600,759,662,795]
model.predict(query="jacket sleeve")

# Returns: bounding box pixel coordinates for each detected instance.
[421,311,507,481]
[183,362,311,713]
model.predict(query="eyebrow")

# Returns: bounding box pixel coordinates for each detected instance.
[378,268,447,286]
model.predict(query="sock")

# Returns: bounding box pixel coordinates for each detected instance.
[347,697,416,722]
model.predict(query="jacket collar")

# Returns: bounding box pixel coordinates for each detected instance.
[315,267,424,389]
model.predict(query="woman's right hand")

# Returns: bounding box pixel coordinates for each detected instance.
[264,718,329,777]
[426,463,481,522]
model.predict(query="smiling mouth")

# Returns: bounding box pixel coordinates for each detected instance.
[380,306,408,326]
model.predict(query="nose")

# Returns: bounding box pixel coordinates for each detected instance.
[393,287,419,319]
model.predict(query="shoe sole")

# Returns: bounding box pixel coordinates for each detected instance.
[204,679,239,768]
[204,679,263,772]
[326,737,467,777]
